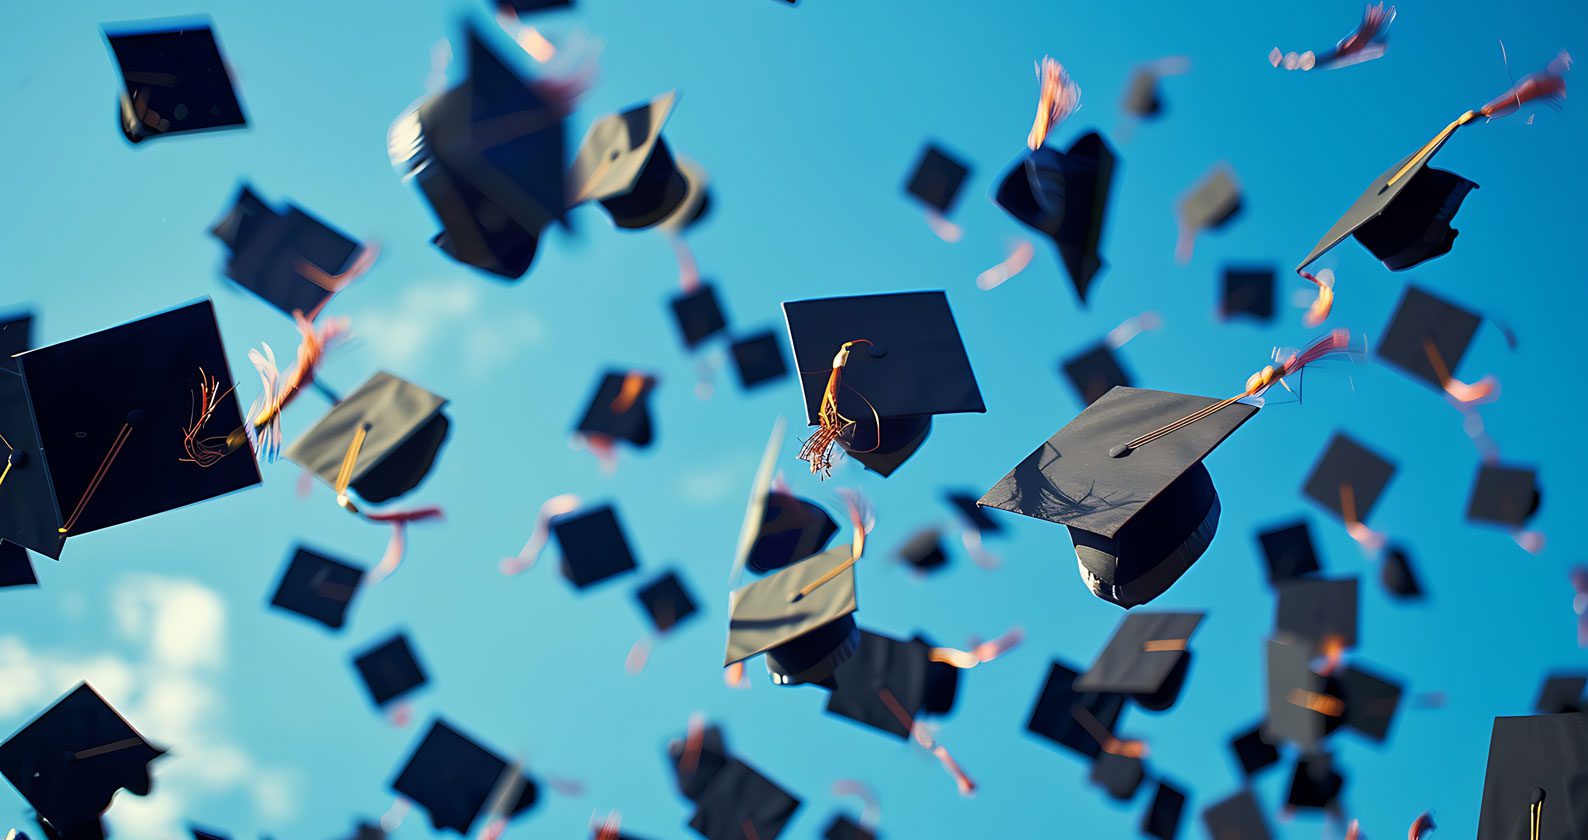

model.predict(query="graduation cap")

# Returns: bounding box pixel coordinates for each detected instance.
[730,331,790,390]
[669,284,728,349]
[946,490,1001,534]
[825,630,962,739]
[574,371,657,448]
[897,529,948,573]
[1257,520,1321,583]
[390,719,538,835]
[1061,342,1132,407]
[105,22,246,144]
[1375,285,1494,396]
[1274,576,1358,654]
[284,372,450,506]
[666,722,731,802]
[1091,751,1146,801]
[498,0,572,12]
[210,183,361,319]
[1123,68,1165,118]
[0,543,37,589]
[905,144,972,215]
[687,758,800,840]
[1202,789,1271,840]
[341,821,385,840]
[0,312,32,365]
[1263,637,1343,751]
[1026,659,1128,760]
[550,504,638,590]
[1076,612,1203,711]
[1477,714,1588,840]
[634,570,698,633]
[1380,544,1423,599]
[980,386,1260,608]
[1229,722,1280,777]
[994,132,1117,303]
[392,24,569,279]
[822,815,875,840]
[268,545,365,631]
[1220,267,1275,322]
[725,545,859,686]
[0,684,165,837]
[191,827,227,840]
[1175,166,1242,261]
[1337,663,1402,741]
[657,155,714,235]
[569,92,697,230]
[784,291,984,478]
[1467,463,1542,528]
[1302,432,1395,531]
[352,632,428,708]
[1141,780,1187,840]
[746,491,837,575]
[0,300,260,560]
[1285,752,1344,811]
[1535,674,1587,715]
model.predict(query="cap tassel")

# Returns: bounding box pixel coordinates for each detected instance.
[923,210,963,243]
[578,433,621,474]
[501,494,583,575]
[671,235,701,293]
[797,341,878,479]
[296,241,381,317]
[678,713,706,776]
[1480,50,1571,121]
[1422,338,1497,406]
[592,810,622,840]
[831,780,882,831]
[1408,811,1436,840]
[1339,481,1387,551]
[385,702,412,728]
[1070,702,1148,759]
[1027,56,1081,150]
[625,637,653,674]
[1298,269,1335,327]
[58,419,135,535]
[724,660,749,689]
[877,686,976,796]
[1514,530,1546,555]
[1286,687,1345,716]
[379,798,411,833]
[1104,311,1162,350]
[361,506,446,585]
[1570,566,1588,647]
[960,528,1001,570]
[975,240,1035,291]
[929,627,1025,669]
[1272,3,1395,72]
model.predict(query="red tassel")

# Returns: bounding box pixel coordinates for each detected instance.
[366,507,445,585]
[1408,811,1436,840]
[1480,51,1571,120]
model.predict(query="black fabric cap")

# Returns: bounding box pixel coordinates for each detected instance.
[1026,659,1127,760]
[1090,751,1146,801]
[993,132,1117,303]
[1123,69,1163,118]
[1376,285,1482,391]
[106,23,246,144]
[634,570,699,634]
[1229,722,1280,777]
[551,505,639,590]
[1275,577,1358,654]
[666,722,730,803]
[897,529,948,572]
[844,414,933,479]
[1536,674,1587,715]
[822,814,876,840]
[0,542,38,589]
[1061,343,1131,407]
[211,184,359,319]
[390,719,537,835]
[746,492,837,575]
[825,630,930,740]
[1302,433,1395,527]
[0,368,62,559]
[1221,267,1275,322]
[1338,663,1402,742]
[190,827,227,840]
[569,92,689,230]
[1379,545,1423,599]
[574,371,657,447]
[688,758,800,840]
[0,312,32,363]
[1477,714,1588,840]
[669,285,729,349]
[1178,166,1243,236]
[724,545,859,686]
[730,331,789,390]
[946,489,1001,534]
[1466,463,1542,528]
[1075,612,1203,711]
[1141,779,1187,840]
[499,0,573,12]
[1202,789,1271,840]
[1257,520,1321,584]
[905,144,971,215]
[1285,752,1344,811]
[352,632,428,708]
[268,545,365,631]
[283,372,450,505]
[1263,637,1343,750]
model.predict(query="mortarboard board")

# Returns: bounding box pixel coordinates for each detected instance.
[1380,545,1423,599]
[1026,659,1127,760]
[946,490,1001,534]
[1275,576,1358,654]
[1177,167,1242,244]
[666,722,730,802]
[1337,663,1401,742]
[0,543,37,589]
[210,184,361,319]
[569,92,695,230]
[1257,520,1321,584]
[905,144,972,215]
[746,491,837,575]
[284,372,449,505]
[634,570,699,633]
[670,285,729,349]
[1142,780,1187,840]
[190,827,228,840]
[0,312,32,365]
[1263,637,1343,751]
[1467,463,1542,528]
[1123,68,1164,118]
[980,386,1259,608]
[725,545,859,686]
[105,22,246,144]
[825,630,934,739]
[897,529,948,572]
[1202,789,1271,840]
[1090,751,1146,801]
[0,684,165,838]
[847,416,933,479]
[352,632,428,708]
[498,0,573,12]
[1536,674,1587,715]
[730,331,789,390]
[551,505,639,590]
[269,545,365,631]
[1285,752,1344,811]
[341,823,385,840]
[687,757,800,840]
[1376,285,1483,392]
[822,814,875,840]
[1477,714,1588,840]
[1,300,260,560]
[994,132,1117,303]
[1061,343,1132,407]
[1076,612,1203,711]
[574,371,657,447]
[1220,267,1275,322]
[1229,722,1280,777]
[1302,433,1395,530]
[390,719,537,835]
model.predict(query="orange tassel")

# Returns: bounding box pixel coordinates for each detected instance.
[1028,57,1081,150]
[797,341,875,478]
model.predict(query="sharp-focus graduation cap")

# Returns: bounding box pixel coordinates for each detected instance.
[1467,463,1542,528]
[634,570,699,633]
[285,372,450,505]
[1229,722,1280,777]
[1263,637,1343,751]
[687,758,800,840]
[1257,520,1321,584]
[550,504,638,590]
[905,144,972,215]
[825,630,955,738]
[1275,576,1358,654]
[1376,285,1483,391]
[994,132,1117,302]
[1202,789,1271,840]
[946,490,1001,534]
[1380,545,1423,599]
[1285,752,1344,811]
[746,491,837,575]
[210,184,360,319]
[730,331,789,390]
[1302,433,1395,528]
[0,543,37,589]
[666,723,730,802]
[392,24,568,279]
[669,285,728,349]
[897,529,948,572]
[569,92,696,230]
[105,21,246,144]
[1091,751,1146,801]
[1220,267,1275,322]
[1477,714,1588,840]
[980,386,1258,608]
[352,632,428,708]
[1536,674,1587,715]
[1076,612,1203,712]
[0,312,32,365]
[269,545,365,630]
[725,545,859,686]
[1337,663,1402,742]
[1027,659,1127,759]
[0,684,164,837]
[1061,343,1131,407]
[390,719,537,836]
[1142,780,1187,839]
[1,300,260,559]
[823,815,875,840]
[574,371,657,447]
[1177,167,1242,243]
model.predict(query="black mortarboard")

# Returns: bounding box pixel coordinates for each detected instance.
[574,371,657,447]
[1220,267,1275,322]
[905,144,971,215]
[1380,545,1423,599]
[980,386,1258,608]
[825,630,933,739]
[498,0,573,12]
[390,719,537,835]
[746,492,837,575]
[1061,343,1131,407]
[1275,577,1358,654]
[634,570,699,634]
[1477,714,1588,840]
[2,300,259,559]
[1537,674,1587,715]
[1123,68,1164,118]
[666,723,730,802]
[1076,612,1203,711]
[0,312,32,364]
[0,684,164,837]
[285,372,450,505]
[191,827,227,840]
[822,814,875,840]
[730,331,789,390]
[341,820,385,840]
[1091,751,1146,801]
[994,132,1117,302]
[1177,167,1243,242]
[550,505,638,590]
[897,529,948,572]
[269,545,365,631]
[1302,433,1395,528]
[1026,660,1127,760]
[1376,285,1482,391]
[352,632,428,708]
[106,22,246,144]
[946,490,1001,534]
[1263,637,1343,750]
[725,545,859,686]
[1297,132,1478,273]
[846,415,933,479]
[1285,752,1344,811]
[1202,790,1271,840]
[670,285,728,349]
[569,92,695,230]
[658,155,713,235]
[1467,463,1542,528]
[1229,722,1280,777]
[0,543,37,589]
[1257,520,1321,584]
[210,184,360,319]
[1142,780,1186,840]
[1337,663,1402,742]
[687,758,800,840]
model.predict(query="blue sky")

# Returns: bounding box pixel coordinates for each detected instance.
[2,0,1585,837]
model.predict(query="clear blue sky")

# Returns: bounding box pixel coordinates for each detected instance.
[2,0,1585,837]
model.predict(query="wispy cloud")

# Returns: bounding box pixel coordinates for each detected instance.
[350,279,545,377]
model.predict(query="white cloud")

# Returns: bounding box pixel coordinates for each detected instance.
[351,280,545,376]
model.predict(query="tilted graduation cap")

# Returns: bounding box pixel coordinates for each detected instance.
[1026,659,1128,760]
[105,21,246,144]
[574,371,657,448]
[1263,637,1343,751]
[746,491,837,575]
[0,684,165,838]
[551,504,638,590]
[1229,722,1280,777]
[634,570,699,633]
[352,632,428,708]
[1535,674,1587,715]
[1176,167,1242,255]
[390,719,538,835]
[0,312,32,366]
[669,284,728,349]
[665,722,731,802]
[1142,780,1187,840]
[1274,576,1358,654]
[1376,285,1492,393]
[946,489,1001,534]
[1285,752,1345,811]
[1380,544,1423,599]
[1202,789,1271,840]
[897,529,948,573]
[725,545,859,686]
[1302,432,1395,531]
[1220,267,1275,322]
[1076,612,1204,711]
[0,542,38,589]
[269,545,365,631]
[569,92,698,230]
[1061,342,1132,407]
[1123,68,1165,118]
[0,300,260,560]
[210,183,362,319]
[1336,663,1402,742]
[730,331,789,390]
[825,630,961,738]
[687,757,801,840]
[994,132,1117,303]
[285,372,450,506]
[1477,714,1588,840]
[1257,520,1321,584]
[1467,463,1542,529]
[905,144,972,215]
[1091,751,1146,801]
[658,155,714,235]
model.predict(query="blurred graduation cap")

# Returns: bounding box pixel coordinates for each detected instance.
[1535,674,1587,715]
[105,21,246,144]
[1467,463,1542,529]
[352,632,428,708]
[994,132,1117,302]
[905,144,972,216]
[550,504,638,590]
[269,545,365,631]
[666,721,731,802]
[1202,789,1271,840]
[746,491,837,575]
[390,24,569,279]
[730,331,790,390]
[570,91,701,231]
[1026,659,1127,759]
[687,758,800,840]
[825,630,967,738]
[340,820,385,840]
[980,386,1259,608]
[285,372,450,506]
[1263,637,1343,751]
[1274,576,1358,654]
[1302,433,1395,533]
[1061,343,1132,407]
[1076,612,1203,712]
[725,545,858,686]
[191,827,228,840]
[1229,722,1280,777]
[1121,58,1188,120]
[210,183,362,319]
[0,543,37,589]
[390,719,538,835]
[897,529,948,573]
[0,312,32,366]
[1285,752,1344,811]
[1337,663,1402,741]
[1175,166,1242,261]
[1375,285,1496,395]
[1091,751,1145,801]
[574,371,657,449]
[1476,714,1588,840]
[0,684,165,838]
[1380,544,1423,599]
[1257,520,1321,584]
[634,570,698,634]
[658,155,714,235]
[0,300,260,560]
[823,815,875,840]
[785,292,984,478]
[946,490,1001,534]
[669,284,728,349]
[498,0,572,12]
[1142,780,1186,839]
[1220,267,1275,322]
